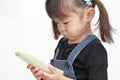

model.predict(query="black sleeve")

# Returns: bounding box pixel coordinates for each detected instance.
[85,43,108,80]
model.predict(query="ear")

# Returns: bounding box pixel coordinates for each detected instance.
[84,7,95,22]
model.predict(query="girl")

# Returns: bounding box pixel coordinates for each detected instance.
[27,0,114,80]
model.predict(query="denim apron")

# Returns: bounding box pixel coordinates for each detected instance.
[50,34,98,79]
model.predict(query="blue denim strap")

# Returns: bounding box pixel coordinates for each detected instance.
[67,34,98,64]
[54,48,60,59]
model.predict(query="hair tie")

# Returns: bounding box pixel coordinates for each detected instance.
[84,0,93,5]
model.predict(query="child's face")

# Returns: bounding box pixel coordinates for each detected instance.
[53,12,91,43]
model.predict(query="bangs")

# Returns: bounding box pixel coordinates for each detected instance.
[46,0,73,19]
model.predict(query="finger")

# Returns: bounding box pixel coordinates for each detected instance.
[27,64,33,69]
[31,67,40,73]
[34,70,43,77]
[31,70,42,80]
[39,70,51,80]
[35,74,42,80]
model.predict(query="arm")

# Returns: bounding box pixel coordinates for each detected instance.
[85,44,108,80]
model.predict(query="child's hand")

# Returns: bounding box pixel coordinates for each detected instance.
[27,64,42,80]
[27,64,73,80]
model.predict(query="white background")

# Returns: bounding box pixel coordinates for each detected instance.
[0,0,120,80]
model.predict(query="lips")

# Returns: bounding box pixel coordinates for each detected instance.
[63,35,68,38]
[61,33,68,38]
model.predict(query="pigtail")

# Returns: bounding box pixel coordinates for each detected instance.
[93,0,114,43]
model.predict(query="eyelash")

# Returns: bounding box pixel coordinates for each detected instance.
[55,21,70,26]
[63,21,69,24]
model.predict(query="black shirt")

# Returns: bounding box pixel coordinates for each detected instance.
[55,38,108,80]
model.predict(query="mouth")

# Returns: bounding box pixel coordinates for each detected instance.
[61,33,68,38]
[63,35,68,38]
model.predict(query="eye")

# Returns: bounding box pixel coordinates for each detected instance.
[63,21,69,24]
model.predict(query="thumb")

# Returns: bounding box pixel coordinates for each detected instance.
[48,64,58,74]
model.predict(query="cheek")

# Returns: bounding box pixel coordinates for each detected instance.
[67,27,78,35]
[69,25,84,37]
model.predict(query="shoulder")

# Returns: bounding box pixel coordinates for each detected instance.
[84,39,107,56]
[82,39,108,64]
[74,39,108,79]
[57,37,67,47]
[76,39,108,64]
[55,37,67,51]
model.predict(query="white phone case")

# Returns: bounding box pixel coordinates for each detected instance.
[15,51,63,74]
